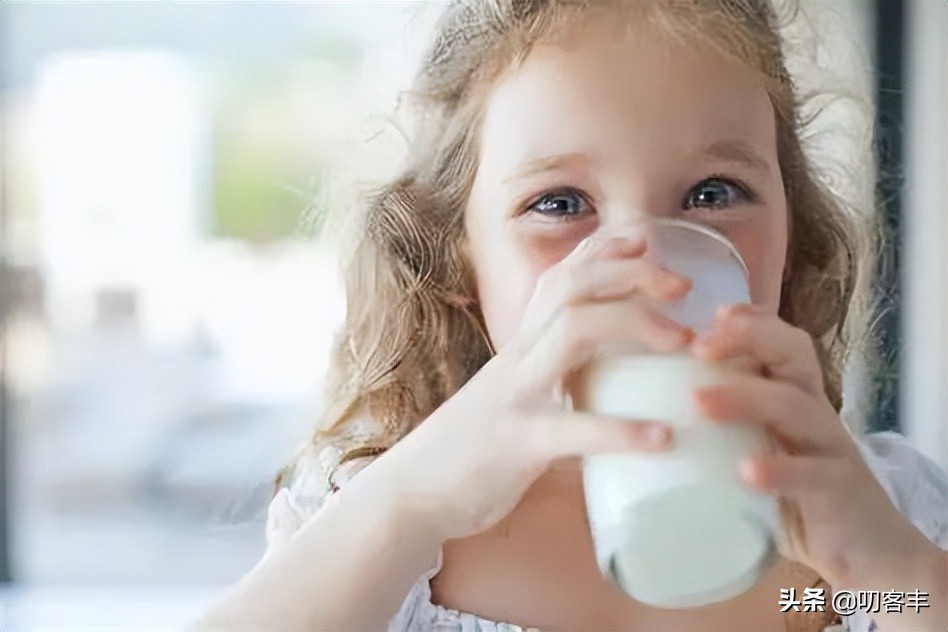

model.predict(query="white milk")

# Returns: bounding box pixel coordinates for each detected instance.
[575,354,778,608]
[572,219,779,608]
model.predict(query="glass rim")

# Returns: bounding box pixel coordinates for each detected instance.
[647,217,750,279]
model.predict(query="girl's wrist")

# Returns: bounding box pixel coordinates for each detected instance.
[339,450,445,570]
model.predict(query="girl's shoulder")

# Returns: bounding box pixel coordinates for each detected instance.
[264,439,378,554]
[853,429,948,549]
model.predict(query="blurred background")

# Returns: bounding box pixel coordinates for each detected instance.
[0,1,944,630]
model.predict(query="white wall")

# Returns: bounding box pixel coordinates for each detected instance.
[901,0,947,469]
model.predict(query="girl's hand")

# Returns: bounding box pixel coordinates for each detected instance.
[691,303,942,593]
[374,232,694,543]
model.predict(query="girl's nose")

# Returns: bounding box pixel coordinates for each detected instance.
[600,195,672,231]
[591,221,649,246]
[596,212,657,241]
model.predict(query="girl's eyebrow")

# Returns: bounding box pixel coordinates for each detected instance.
[502,140,772,186]
[701,140,773,178]
[502,152,591,186]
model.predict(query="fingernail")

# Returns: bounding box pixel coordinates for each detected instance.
[655,312,686,332]
[643,423,671,444]
[739,459,756,481]
[692,388,711,409]
[692,330,713,350]
[624,233,647,244]
[664,274,692,298]
[718,303,758,320]
[740,458,764,488]
[613,234,647,251]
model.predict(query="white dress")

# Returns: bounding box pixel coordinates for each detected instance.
[263,430,948,632]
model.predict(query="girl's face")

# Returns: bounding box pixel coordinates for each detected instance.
[465,23,788,350]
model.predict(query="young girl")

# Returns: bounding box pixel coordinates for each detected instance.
[191,1,947,630]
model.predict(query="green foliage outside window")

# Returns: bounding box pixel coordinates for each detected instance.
[212,137,317,242]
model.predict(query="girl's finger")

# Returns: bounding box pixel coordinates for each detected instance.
[523,407,674,460]
[520,235,689,335]
[692,304,825,396]
[559,257,692,304]
[514,298,693,399]
[693,373,843,453]
[740,452,846,511]
[568,232,648,263]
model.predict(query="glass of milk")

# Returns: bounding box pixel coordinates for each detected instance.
[570,218,779,609]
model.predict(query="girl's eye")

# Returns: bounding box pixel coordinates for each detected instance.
[525,188,592,219]
[684,177,752,210]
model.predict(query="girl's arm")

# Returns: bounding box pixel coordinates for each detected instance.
[862,542,947,632]
[188,232,686,630]
[846,432,948,632]
[186,458,441,632]
[691,307,948,632]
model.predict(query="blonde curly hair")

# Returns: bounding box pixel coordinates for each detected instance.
[274,0,876,513]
